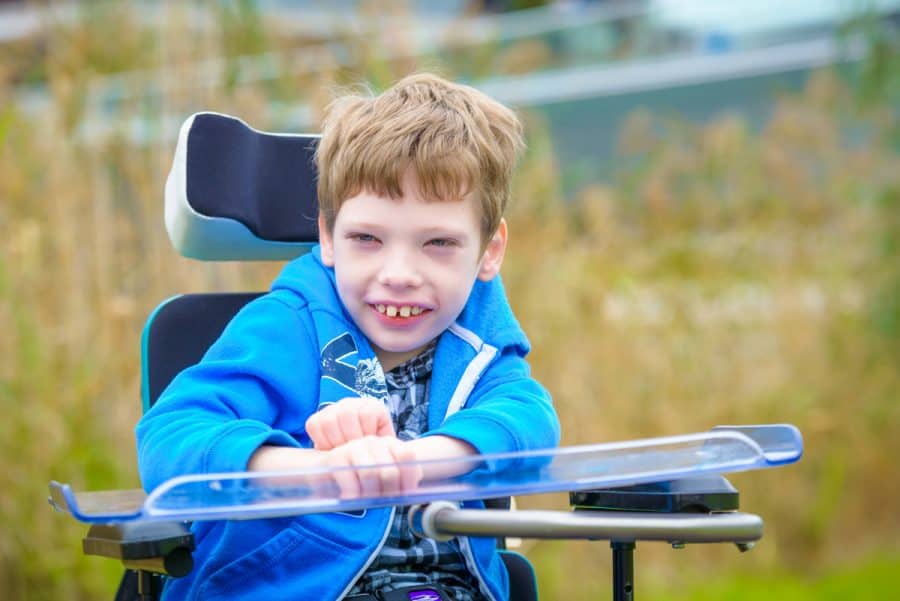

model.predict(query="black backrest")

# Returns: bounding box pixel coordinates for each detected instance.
[141,292,262,412]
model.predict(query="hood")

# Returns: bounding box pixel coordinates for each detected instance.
[270,246,341,312]
[455,274,530,356]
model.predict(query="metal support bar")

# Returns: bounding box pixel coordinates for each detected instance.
[136,570,155,601]
[410,504,763,601]
[612,542,635,601]
[410,504,763,544]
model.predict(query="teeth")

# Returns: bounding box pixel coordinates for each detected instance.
[376,304,426,318]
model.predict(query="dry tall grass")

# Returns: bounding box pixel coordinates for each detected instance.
[502,71,900,597]
[0,4,897,600]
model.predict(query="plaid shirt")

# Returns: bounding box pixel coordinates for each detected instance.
[346,343,485,601]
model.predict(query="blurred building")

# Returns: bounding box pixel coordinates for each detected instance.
[2,0,897,188]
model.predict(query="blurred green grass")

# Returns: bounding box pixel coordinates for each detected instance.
[0,3,898,600]
[526,543,900,600]
[649,554,900,601]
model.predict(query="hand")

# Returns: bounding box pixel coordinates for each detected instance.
[305,397,395,450]
[247,438,421,498]
[247,435,475,499]
[321,435,423,498]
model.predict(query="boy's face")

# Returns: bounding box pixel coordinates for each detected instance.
[319,170,507,372]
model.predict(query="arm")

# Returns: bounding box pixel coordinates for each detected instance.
[427,349,560,462]
[136,295,320,492]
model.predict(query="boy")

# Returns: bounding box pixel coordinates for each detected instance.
[137,73,560,601]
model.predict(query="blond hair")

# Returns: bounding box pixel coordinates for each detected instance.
[315,73,525,241]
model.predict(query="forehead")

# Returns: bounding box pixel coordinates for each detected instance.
[337,168,482,230]
[336,188,482,235]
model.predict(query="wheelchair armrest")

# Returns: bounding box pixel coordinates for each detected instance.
[83,521,195,578]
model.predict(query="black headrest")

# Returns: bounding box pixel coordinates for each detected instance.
[165,112,320,260]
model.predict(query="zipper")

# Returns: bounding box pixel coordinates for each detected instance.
[333,506,396,601]
[458,529,500,601]
[443,343,498,419]
[443,327,502,599]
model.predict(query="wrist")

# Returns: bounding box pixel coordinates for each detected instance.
[405,435,475,462]
[404,435,476,479]
[247,445,321,472]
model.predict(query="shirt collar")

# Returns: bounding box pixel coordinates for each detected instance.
[384,341,436,389]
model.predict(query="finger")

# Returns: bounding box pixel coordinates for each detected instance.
[348,438,383,496]
[367,438,401,494]
[328,449,361,499]
[355,397,394,438]
[357,400,380,436]
[307,406,343,450]
[374,406,396,437]
[305,414,330,450]
[319,413,346,451]
[337,403,365,442]
[391,440,423,492]
[348,436,404,496]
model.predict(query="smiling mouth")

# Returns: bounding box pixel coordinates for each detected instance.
[373,304,430,318]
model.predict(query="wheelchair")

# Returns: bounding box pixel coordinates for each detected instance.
[51,112,802,601]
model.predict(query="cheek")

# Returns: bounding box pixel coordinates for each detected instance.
[333,264,365,300]
[437,263,481,307]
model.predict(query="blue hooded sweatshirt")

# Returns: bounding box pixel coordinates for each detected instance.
[136,247,560,600]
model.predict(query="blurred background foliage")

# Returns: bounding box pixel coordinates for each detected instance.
[0,1,898,599]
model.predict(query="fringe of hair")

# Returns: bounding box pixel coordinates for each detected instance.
[315,72,525,240]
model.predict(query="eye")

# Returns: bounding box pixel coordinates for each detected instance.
[426,238,459,248]
[347,233,380,245]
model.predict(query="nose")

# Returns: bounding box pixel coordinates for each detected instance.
[377,246,423,289]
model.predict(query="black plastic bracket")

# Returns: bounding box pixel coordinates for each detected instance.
[569,475,740,514]
[83,521,195,578]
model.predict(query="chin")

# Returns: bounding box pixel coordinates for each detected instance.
[379,341,428,354]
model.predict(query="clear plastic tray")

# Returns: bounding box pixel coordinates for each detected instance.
[49,424,802,524]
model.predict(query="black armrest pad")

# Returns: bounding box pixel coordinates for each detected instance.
[84,521,194,560]
[570,475,740,513]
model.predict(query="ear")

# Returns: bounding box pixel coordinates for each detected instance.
[477,218,508,282]
[318,214,335,267]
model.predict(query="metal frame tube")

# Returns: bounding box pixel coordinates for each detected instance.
[410,506,763,544]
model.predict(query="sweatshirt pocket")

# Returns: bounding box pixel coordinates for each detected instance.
[198,517,372,600]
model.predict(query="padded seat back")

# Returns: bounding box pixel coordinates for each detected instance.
[141,292,263,411]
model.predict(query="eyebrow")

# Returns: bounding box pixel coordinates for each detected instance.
[419,227,472,241]
[342,221,479,244]
[341,221,472,242]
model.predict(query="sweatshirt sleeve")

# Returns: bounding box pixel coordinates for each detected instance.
[135,295,320,492]
[426,349,560,457]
